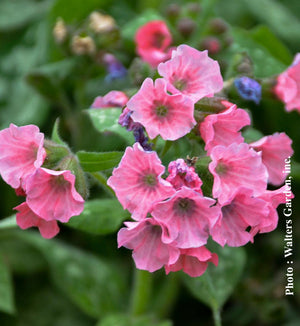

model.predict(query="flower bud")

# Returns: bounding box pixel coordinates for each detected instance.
[165,3,181,18]
[234,77,262,104]
[200,37,221,55]
[209,18,228,34]
[177,17,196,38]
[71,35,96,55]
[89,11,116,33]
[53,17,68,43]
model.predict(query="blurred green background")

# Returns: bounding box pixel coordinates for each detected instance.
[0,0,299,325]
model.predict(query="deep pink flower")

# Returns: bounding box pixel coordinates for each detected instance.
[91,90,128,108]
[209,143,268,204]
[165,246,218,277]
[274,53,300,113]
[25,168,84,223]
[151,187,220,248]
[211,188,269,247]
[118,219,180,272]
[199,103,250,154]
[107,143,175,220]
[158,44,223,103]
[135,20,172,68]
[0,124,46,189]
[250,133,293,186]
[166,159,202,193]
[15,202,59,239]
[127,78,195,140]
[251,185,292,235]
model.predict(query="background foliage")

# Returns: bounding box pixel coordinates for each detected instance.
[0,0,299,325]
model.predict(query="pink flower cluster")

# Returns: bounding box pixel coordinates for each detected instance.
[275,53,300,113]
[0,124,84,238]
[126,44,223,141]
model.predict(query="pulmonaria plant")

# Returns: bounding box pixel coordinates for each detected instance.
[0,124,85,238]
[110,44,294,278]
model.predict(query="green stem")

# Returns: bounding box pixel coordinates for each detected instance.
[130,269,153,316]
[91,172,115,197]
[213,308,222,326]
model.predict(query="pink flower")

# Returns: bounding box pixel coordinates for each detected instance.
[209,143,268,204]
[127,78,195,140]
[211,188,269,247]
[118,219,180,272]
[107,143,175,220]
[165,246,218,277]
[25,168,84,223]
[135,20,172,68]
[151,187,220,248]
[158,44,223,103]
[199,103,250,154]
[251,185,292,235]
[166,159,202,193]
[91,90,128,108]
[0,124,46,189]
[15,202,59,239]
[250,133,293,186]
[274,53,300,113]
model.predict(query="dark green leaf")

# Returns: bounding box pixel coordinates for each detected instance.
[231,27,287,77]
[0,0,50,31]
[0,255,15,314]
[85,108,134,144]
[77,151,123,172]
[97,314,172,326]
[242,127,264,143]
[16,232,128,318]
[67,199,128,235]
[242,0,300,47]
[183,243,246,311]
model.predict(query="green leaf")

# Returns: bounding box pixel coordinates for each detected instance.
[77,151,123,172]
[121,9,163,43]
[183,243,246,311]
[0,0,50,31]
[97,314,172,326]
[50,0,110,24]
[242,0,300,47]
[0,254,15,314]
[51,118,66,145]
[231,27,287,77]
[242,127,264,143]
[67,199,128,235]
[85,108,134,144]
[0,215,17,230]
[16,232,128,318]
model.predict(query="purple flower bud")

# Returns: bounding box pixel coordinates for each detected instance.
[103,53,127,81]
[234,76,262,104]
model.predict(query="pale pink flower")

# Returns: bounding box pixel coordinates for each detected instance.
[251,185,292,235]
[158,44,223,103]
[15,202,59,239]
[211,188,269,247]
[107,143,175,220]
[118,219,180,272]
[91,90,128,108]
[209,143,268,204]
[0,124,46,189]
[165,246,218,277]
[25,168,84,223]
[250,132,293,186]
[274,53,300,113]
[199,103,250,154]
[135,20,172,68]
[151,187,220,248]
[166,158,202,193]
[127,78,195,140]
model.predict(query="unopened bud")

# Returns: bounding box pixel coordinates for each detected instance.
[209,18,228,34]
[165,3,181,18]
[177,18,196,38]
[200,37,221,55]
[71,35,96,55]
[89,11,116,33]
[186,2,202,14]
[53,17,68,43]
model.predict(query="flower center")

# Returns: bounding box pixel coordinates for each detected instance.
[173,197,195,216]
[215,162,227,175]
[173,78,187,91]
[143,173,157,187]
[155,105,168,117]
